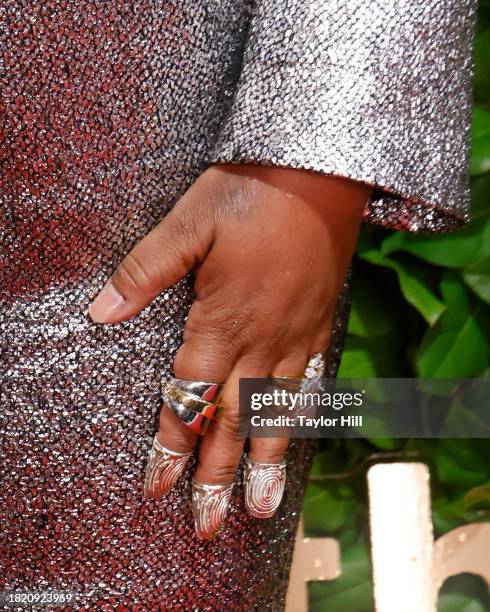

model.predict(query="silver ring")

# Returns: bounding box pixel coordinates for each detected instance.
[191,478,233,540]
[162,383,223,420]
[160,377,225,436]
[165,378,224,403]
[243,455,287,519]
[268,353,326,404]
[143,435,193,500]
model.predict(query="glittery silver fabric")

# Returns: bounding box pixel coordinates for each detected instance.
[0,0,475,609]
[211,0,477,232]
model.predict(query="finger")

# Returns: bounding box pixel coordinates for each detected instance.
[143,333,239,500]
[271,349,311,380]
[88,202,213,324]
[192,354,273,540]
[244,351,309,519]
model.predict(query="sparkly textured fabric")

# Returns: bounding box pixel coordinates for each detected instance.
[211,0,477,232]
[0,0,475,610]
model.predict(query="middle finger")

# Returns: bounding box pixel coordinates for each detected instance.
[192,353,273,539]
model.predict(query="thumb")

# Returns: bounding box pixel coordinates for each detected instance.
[88,202,212,324]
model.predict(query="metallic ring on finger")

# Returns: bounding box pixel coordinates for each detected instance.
[143,434,193,500]
[243,455,287,519]
[166,378,224,403]
[162,383,224,420]
[160,377,225,436]
[271,352,325,384]
[191,478,233,540]
[271,352,326,396]
[163,400,213,436]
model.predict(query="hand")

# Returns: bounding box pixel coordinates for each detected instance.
[88,164,372,539]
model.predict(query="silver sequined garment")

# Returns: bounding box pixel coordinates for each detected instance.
[0,1,476,610]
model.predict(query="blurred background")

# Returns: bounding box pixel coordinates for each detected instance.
[305,2,490,610]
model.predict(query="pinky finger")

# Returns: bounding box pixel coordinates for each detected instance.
[243,440,289,519]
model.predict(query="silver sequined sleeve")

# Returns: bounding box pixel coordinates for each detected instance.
[210,0,478,232]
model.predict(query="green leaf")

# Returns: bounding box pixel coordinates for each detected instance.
[338,337,407,378]
[417,307,488,377]
[464,484,490,510]
[432,500,468,531]
[437,573,490,612]
[309,449,358,479]
[309,542,373,612]
[365,437,401,451]
[381,217,490,268]
[470,173,490,220]
[303,482,356,534]
[474,27,490,103]
[416,273,489,377]
[347,273,397,337]
[360,250,446,325]
[478,1,490,28]
[355,225,385,256]
[438,593,488,612]
[439,268,472,307]
[381,175,490,268]
[471,106,490,175]
[462,257,490,303]
[435,439,489,490]
[440,397,490,439]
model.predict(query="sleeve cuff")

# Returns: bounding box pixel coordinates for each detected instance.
[208,0,477,233]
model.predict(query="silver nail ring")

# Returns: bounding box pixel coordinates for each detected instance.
[191,479,232,540]
[243,456,287,519]
[143,434,193,500]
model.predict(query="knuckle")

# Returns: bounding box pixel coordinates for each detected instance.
[165,208,202,265]
[171,208,197,241]
[243,323,290,355]
[182,314,204,341]
[114,250,158,293]
[183,308,245,354]
[158,422,195,453]
[252,443,287,464]
[172,347,227,382]
[273,350,310,377]
[206,461,237,483]
[220,410,242,443]
[268,324,290,348]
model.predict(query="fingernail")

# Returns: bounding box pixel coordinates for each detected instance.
[191,479,232,540]
[143,435,193,500]
[88,279,125,323]
[243,456,286,519]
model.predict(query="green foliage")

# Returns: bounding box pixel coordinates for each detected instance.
[438,575,490,612]
[472,107,490,175]
[305,4,490,609]
[308,543,373,612]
